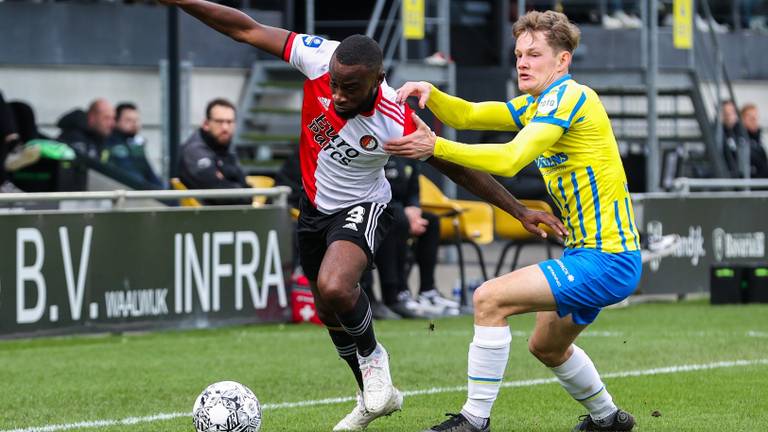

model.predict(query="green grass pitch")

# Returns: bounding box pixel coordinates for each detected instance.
[1,299,767,431]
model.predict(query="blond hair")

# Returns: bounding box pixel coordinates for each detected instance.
[741,103,758,117]
[513,10,581,53]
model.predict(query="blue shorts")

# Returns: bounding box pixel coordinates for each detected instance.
[538,248,642,325]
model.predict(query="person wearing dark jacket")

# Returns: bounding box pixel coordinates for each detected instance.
[106,103,163,188]
[361,156,456,319]
[58,99,115,161]
[741,103,768,178]
[0,90,22,189]
[179,98,250,205]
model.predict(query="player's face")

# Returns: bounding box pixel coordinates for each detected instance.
[515,31,570,97]
[203,105,236,146]
[329,58,383,119]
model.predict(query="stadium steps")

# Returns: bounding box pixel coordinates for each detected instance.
[575,68,727,187]
[234,61,304,175]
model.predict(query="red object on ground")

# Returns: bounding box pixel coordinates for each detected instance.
[291,274,323,325]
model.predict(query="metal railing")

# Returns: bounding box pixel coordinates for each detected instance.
[672,177,768,193]
[0,187,291,209]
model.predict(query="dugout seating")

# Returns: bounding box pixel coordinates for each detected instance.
[171,176,277,208]
[419,175,494,288]
[492,200,559,276]
[246,175,275,207]
[170,177,203,207]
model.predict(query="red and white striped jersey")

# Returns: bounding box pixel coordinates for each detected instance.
[282,33,417,214]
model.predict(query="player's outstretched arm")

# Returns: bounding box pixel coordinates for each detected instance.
[427,158,567,239]
[159,0,289,58]
[396,82,514,131]
[385,113,562,177]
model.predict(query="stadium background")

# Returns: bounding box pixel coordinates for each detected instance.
[1,1,768,431]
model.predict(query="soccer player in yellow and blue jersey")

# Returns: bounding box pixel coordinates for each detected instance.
[385,10,640,432]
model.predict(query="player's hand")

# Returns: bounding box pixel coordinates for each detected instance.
[395,81,432,109]
[518,209,568,241]
[384,113,436,159]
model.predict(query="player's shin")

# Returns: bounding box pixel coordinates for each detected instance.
[462,325,512,423]
[327,326,364,391]
[550,345,617,422]
[336,288,378,357]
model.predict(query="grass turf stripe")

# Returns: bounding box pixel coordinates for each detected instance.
[3,358,767,432]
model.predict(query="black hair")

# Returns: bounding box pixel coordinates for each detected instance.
[205,98,236,119]
[115,102,137,121]
[334,34,383,72]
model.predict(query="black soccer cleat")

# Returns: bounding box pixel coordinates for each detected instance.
[423,413,490,432]
[572,409,635,431]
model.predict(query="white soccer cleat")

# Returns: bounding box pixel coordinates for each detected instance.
[358,343,401,415]
[332,390,403,431]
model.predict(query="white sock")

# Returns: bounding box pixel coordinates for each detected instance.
[461,325,512,419]
[550,345,617,421]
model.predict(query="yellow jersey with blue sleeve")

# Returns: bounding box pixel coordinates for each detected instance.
[432,74,640,253]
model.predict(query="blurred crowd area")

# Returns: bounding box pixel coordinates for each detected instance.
[4,1,768,32]
[519,0,768,32]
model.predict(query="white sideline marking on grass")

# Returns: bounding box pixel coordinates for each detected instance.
[379,330,623,338]
[4,358,767,432]
[747,330,768,338]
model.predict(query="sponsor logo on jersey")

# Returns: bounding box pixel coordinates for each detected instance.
[537,91,559,115]
[359,135,378,150]
[302,35,324,48]
[308,113,360,166]
[535,152,569,168]
[317,97,331,110]
[342,223,358,231]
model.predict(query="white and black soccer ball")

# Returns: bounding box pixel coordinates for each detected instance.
[193,381,262,432]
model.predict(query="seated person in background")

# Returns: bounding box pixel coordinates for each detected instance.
[2,95,77,193]
[11,100,49,143]
[741,103,768,178]
[601,0,642,29]
[5,100,58,172]
[362,157,459,319]
[179,98,250,205]
[721,100,745,178]
[106,103,163,188]
[275,149,302,274]
[274,145,302,209]
[0,90,23,191]
[58,98,115,160]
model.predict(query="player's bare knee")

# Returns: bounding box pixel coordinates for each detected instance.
[316,277,356,311]
[528,340,567,367]
[472,284,505,320]
[472,284,495,312]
